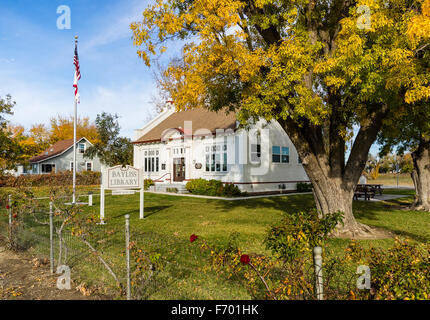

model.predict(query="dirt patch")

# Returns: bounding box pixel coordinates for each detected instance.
[0,244,108,300]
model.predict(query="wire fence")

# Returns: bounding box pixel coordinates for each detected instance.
[0,192,207,300]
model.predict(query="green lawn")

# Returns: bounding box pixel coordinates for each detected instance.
[0,187,428,299]
[369,173,413,187]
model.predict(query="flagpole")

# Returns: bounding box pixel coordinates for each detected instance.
[72,35,78,204]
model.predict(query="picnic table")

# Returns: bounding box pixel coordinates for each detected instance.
[354,184,383,200]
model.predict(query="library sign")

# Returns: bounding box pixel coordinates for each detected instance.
[106,165,141,189]
[100,165,145,224]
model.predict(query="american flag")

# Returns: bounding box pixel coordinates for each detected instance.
[73,42,81,103]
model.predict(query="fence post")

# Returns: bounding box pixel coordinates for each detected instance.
[7,195,12,246]
[88,192,93,206]
[313,246,324,300]
[49,201,54,274]
[125,214,131,300]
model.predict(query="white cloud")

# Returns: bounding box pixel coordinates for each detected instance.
[81,0,147,53]
[0,58,15,63]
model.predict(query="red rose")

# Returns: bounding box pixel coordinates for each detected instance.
[13,214,17,219]
[240,254,250,265]
[190,234,198,243]
[6,205,10,209]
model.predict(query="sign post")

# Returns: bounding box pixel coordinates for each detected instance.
[140,188,144,219]
[99,184,106,225]
[99,165,144,224]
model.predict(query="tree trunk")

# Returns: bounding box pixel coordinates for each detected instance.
[411,136,430,211]
[278,105,389,239]
[306,162,378,238]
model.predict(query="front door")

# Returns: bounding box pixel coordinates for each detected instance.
[173,157,185,182]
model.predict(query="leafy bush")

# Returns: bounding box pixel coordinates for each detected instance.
[296,182,312,192]
[185,178,243,197]
[265,210,343,262]
[197,232,356,300]
[346,239,430,300]
[0,171,101,187]
[144,179,154,190]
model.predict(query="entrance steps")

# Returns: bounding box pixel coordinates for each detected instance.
[151,182,189,194]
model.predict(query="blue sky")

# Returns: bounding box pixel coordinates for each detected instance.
[0,0,381,156]
[0,0,165,139]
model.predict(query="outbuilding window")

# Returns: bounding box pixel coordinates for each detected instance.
[41,163,55,173]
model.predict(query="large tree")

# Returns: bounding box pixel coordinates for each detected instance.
[0,95,22,173]
[378,102,430,211]
[49,115,100,144]
[84,112,133,167]
[132,0,430,237]
[378,0,430,211]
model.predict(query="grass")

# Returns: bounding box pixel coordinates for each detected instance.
[369,173,413,187]
[0,186,428,299]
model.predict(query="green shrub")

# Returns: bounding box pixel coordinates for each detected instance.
[296,182,312,192]
[144,179,154,190]
[0,171,101,187]
[347,239,430,300]
[222,183,243,197]
[265,210,343,262]
[185,178,243,197]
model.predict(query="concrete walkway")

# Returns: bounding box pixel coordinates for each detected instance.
[145,191,313,201]
[146,190,410,202]
[354,194,408,202]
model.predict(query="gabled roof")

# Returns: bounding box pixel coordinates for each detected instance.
[134,108,237,144]
[29,137,89,163]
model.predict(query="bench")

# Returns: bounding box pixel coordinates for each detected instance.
[354,185,375,201]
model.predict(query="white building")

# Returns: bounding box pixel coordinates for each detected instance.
[133,103,309,194]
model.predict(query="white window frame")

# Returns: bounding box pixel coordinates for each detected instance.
[250,144,261,164]
[78,143,85,154]
[272,146,290,164]
[86,161,93,171]
[41,163,56,174]
[205,141,228,173]
[143,148,160,173]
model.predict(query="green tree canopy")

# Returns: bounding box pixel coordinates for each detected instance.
[84,112,133,167]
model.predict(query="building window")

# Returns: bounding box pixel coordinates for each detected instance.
[161,163,166,170]
[205,143,227,172]
[174,147,184,155]
[272,146,281,163]
[70,162,74,171]
[143,149,160,173]
[282,147,290,163]
[78,143,85,154]
[272,146,290,163]
[32,164,38,174]
[41,163,55,173]
[250,144,261,163]
[86,162,92,171]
